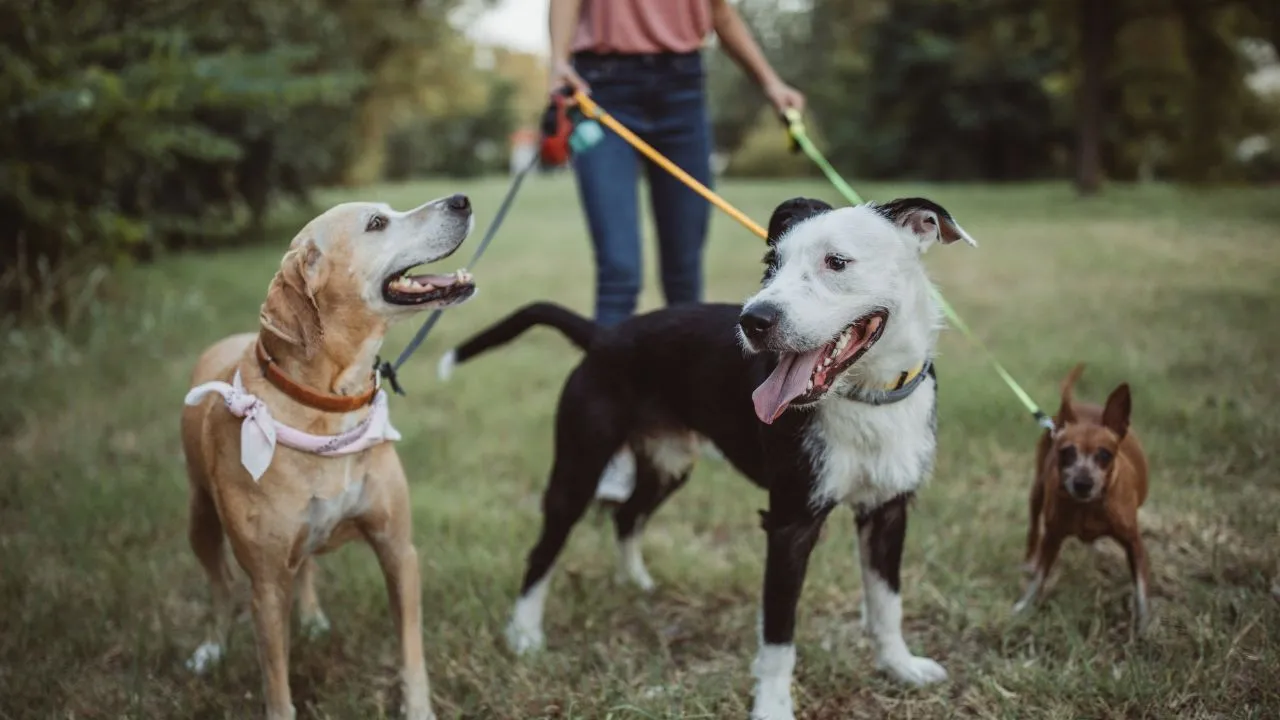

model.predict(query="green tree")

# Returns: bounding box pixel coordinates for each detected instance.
[0,0,486,314]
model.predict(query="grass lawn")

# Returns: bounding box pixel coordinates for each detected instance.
[2,176,1279,719]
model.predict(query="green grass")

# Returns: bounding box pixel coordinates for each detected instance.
[2,177,1279,719]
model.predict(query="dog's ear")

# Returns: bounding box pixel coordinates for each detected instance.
[877,198,976,253]
[1054,362,1085,430]
[1055,394,1077,431]
[762,197,834,283]
[767,197,834,243]
[259,237,328,357]
[1101,383,1131,439]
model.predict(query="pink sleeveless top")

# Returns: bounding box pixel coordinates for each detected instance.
[571,0,714,55]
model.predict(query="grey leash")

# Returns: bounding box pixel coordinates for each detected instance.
[377,154,541,395]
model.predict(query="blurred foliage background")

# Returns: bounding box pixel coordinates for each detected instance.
[2,0,1278,315]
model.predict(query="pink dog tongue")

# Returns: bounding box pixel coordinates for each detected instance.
[752,349,822,424]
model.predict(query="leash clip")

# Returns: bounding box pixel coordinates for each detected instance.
[376,356,406,397]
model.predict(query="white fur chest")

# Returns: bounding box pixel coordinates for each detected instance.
[804,380,937,509]
[301,474,370,555]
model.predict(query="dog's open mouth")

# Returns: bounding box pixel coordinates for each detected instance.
[751,310,888,424]
[382,266,476,306]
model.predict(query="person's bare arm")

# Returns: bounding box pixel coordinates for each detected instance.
[549,0,589,95]
[710,0,804,112]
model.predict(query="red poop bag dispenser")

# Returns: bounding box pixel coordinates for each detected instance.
[539,92,605,168]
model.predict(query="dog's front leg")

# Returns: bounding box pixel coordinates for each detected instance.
[371,536,433,719]
[248,571,297,720]
[856,494,947,686]
[750,503,832,720]
[364,498,434,720]
[1013,525,1063,615]
[1023,477,1046,574]
[295,558,331,640]
[1118,530,1151,633]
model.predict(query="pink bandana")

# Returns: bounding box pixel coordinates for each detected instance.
[184,370,401,481]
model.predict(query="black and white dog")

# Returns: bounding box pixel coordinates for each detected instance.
[440,197,975,719]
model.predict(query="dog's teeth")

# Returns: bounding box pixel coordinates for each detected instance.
[806,380,813,392]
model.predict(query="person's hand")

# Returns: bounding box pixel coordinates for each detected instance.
[548,59,590,98]
[763,79,805,114]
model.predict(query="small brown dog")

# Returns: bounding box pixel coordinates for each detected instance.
[181,195,475,720]
[1016,363,1150,630]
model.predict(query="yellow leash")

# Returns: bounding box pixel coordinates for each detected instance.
[571,91,1052,432]
[572,92,768,240]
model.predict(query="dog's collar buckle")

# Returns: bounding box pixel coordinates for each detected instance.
[848,359,933,406]
[255,340,378,413]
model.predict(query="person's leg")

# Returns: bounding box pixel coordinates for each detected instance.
[571,60,645,327]
[643,56,713,308]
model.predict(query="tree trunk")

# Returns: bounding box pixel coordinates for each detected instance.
[1074,0,1112,196]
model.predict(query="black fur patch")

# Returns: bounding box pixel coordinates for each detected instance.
[872,197,957,227]
[761,508,833,644]
[762,197,834,284]
[855,493,914,593]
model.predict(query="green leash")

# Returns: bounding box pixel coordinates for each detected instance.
[782,110,1054,433]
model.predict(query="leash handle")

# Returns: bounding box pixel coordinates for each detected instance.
[572,90,770,241]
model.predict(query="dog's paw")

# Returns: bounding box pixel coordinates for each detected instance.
[1011,596,1034,615]
[504,619,545,656]
[617,566,656,593]
[185,641,224,675]
[617,537,657,592]
[301,611,331,641]
[749,684,795,720]
[1012,575,1044,616]
[878,653,948,687]
[403,706,436,720]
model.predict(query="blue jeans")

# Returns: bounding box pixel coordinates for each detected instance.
[570,51,713,328]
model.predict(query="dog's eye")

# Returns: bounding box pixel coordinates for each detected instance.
[1094,448,1114,466]
[824,254,850,272]
[1058,446,1077,467]
[366,215,388,232]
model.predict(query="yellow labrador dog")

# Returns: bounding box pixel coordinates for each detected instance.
[181,194,476,720]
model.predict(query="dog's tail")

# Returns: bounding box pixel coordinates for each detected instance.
[1054,362,1086,426]
[438,302,596,381]
[1060,363,1086,405]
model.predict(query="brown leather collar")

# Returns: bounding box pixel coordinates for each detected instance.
[255,341,378,413]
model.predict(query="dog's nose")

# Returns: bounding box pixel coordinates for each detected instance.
[1067,477,1095,499]
[446,194,471,213]
[739,303,781,344]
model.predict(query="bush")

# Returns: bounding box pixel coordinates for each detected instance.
[724,109,819,178]
[385,78,519,180]
[0,0,371,314]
